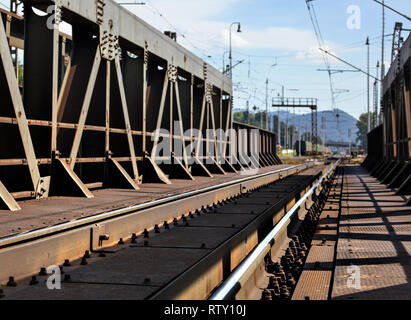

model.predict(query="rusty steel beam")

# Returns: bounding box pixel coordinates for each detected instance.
[0,2,280,211]
[0,163,310,285]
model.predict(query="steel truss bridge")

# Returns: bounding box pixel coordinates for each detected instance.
[0,0,280,211]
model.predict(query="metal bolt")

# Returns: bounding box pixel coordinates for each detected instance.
[164,221,170,230]
[84,250,91,259]
[30,276,39,286]
[131,233,138,244]
[118,238,125,245]
[64,274,71,282]
[154,225,160,233]
[7,277,17,287]
[173,218,178,226]
[63,259,71,267]
[99,252,106,258]
[261,290,272,301]
[81,257,88,266]
[39,267,47,276]
[201,243,206,249]
[143,229,149,238]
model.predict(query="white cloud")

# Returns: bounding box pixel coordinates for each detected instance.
[121,1,338,59]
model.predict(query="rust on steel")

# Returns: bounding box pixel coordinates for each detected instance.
[363,32,411,200]
[0,2,281,211]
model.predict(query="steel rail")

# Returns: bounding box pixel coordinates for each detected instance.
[0,163,311,249]
[210,160,339,300]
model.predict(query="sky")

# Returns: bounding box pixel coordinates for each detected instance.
[111,0,410,120]
[0,0,409,120]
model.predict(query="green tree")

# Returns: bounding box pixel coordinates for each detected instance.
[233,112,245,123]
[356,112,377,149]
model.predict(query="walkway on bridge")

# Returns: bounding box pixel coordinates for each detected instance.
[332,165,411,300]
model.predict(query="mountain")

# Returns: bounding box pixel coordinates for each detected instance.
[233,108,359,143]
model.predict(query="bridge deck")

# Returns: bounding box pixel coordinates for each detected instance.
[332,166,411,300]
[0,165,291,239]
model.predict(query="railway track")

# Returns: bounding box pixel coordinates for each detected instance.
[0,162,336,300]
[210,160,340,300]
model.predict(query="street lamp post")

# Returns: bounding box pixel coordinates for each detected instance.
[229,22,241,79]
[366,37,370,133]
[265,62,277,130]
[222,51,229,75]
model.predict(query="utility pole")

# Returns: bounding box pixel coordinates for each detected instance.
[366,37,370,133]
[282,86,285,149]
[246,100,250,125]
[381,0,385,125]
[277,101,281,149]
[229,22,241,79]
[265,78,269,130]
[374,61,380,128]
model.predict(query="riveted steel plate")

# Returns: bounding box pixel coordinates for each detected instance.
[3,282,159,300]
[304,245,335,270]
[3,246,210,300]
[180,213,256,228]
[233,196,283,205]
[214,204,272,215]
[135,226,238,249]
[332,165,411,300]
[292,270,332,300]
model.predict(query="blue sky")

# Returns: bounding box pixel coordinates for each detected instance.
[0,0,409,119]
[114,0,410,120]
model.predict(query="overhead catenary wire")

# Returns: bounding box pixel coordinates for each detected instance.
[305,0,336,111]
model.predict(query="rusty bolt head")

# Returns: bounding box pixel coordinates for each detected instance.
[63,259,71,267]
[118,238,125,245]
[30,276,39,286]
[7,277,16,287]
[39,267,47,276]
[154,225,160,233]
[131,233,138,243]
[261,290,272,301]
